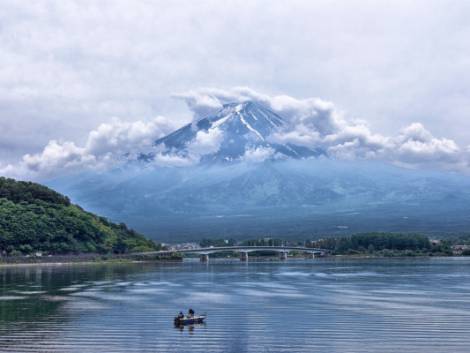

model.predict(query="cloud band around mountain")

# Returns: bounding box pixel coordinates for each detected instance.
[177,87,468,170]
[1,87,468,179]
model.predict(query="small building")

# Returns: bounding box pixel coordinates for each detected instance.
[452,244,470,256]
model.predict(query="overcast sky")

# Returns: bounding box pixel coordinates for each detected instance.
[1,0,470,174]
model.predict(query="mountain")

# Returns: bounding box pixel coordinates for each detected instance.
[153,101,321,162]
[45,101,470,242]
[0,177,157,255]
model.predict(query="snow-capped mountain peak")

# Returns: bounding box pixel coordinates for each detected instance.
[154,101,320,162]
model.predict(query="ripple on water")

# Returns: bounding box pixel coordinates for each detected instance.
[236,288,307,299]
[11,290,46,295]
[0,295,26,301]
[2,259,470,353]
[330,271,382,277]
[182,292,232,304]
[276,271,311,277]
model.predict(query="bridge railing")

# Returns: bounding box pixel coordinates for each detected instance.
[134,246,327,256]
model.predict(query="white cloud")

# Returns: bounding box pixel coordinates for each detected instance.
[149,126,225,167]
[85,117,175,157]
[2,116,177,178]
[187,128,224,157]
[391,123,461,168]
[242,146,276,163]
[152,153,194,167]
[324,125,391,160]
[173,90,225,122]
[23,140,94,173]
[0,163,16,178]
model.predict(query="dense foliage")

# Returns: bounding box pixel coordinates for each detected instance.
[0,177,158,255]
[309,232,452,256]
[0,177,71,206]
[445,233,470,245]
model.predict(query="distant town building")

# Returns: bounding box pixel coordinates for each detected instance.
[452,244,470,256]
[168,243,201,251]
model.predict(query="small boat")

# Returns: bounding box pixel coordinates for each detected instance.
[174,315,206,326]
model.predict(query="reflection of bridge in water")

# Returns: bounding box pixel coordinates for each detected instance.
[140,246,327,262]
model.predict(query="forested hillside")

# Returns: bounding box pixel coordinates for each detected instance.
[0,177,158,255]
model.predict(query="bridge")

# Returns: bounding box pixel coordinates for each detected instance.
[137,246,327,262]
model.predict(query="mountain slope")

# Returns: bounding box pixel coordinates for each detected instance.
[0,177,157,255]
[49,159,470,242]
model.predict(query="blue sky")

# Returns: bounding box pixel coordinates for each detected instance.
[1,0,470,177]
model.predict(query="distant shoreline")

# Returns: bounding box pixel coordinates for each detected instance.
[0,260,141,268]
[0,253,182,268]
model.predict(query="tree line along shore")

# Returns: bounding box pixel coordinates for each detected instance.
[200,233,470,258]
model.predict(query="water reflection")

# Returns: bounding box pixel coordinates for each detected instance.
[174,323,206,334]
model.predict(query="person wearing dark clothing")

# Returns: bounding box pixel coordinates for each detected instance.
[188,308,195,317]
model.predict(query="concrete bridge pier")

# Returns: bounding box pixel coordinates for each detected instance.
[240,251,249,262]
[279,251,288,260]
[307,252,315,259]
[200,254,209,262]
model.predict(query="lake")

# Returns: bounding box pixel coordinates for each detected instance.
[1,257,470,352]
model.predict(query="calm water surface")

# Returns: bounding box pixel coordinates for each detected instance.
[1,258,470,353]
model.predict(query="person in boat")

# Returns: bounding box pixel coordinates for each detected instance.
[188,308,195,318]
[177,311,184,319]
